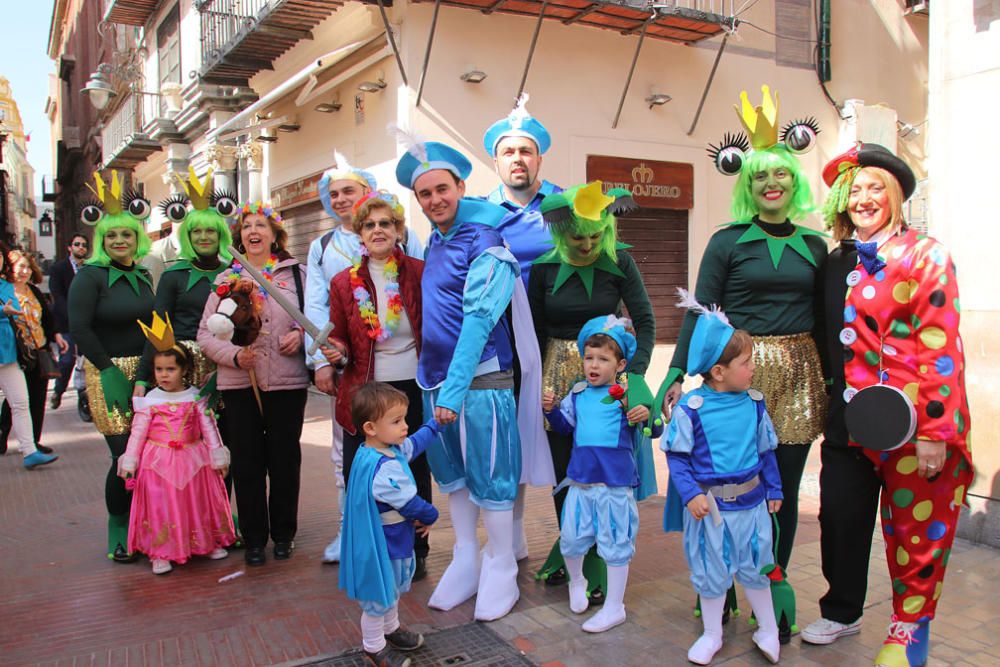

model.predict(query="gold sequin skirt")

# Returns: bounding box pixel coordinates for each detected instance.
[542,338,585,431]
[84,355,141,436]
[178,340,216,390]
[751,332,826,444]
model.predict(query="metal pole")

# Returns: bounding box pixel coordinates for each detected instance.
[415,0,442,108]
[375,0,408,86]
[686,34,728,136]
[611,18,649,130]
[516,0,550,101]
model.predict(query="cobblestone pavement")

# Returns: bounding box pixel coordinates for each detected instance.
[2,389,997,666]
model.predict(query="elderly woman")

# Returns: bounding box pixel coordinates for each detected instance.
[0,249,66,456]
[529,181,656,604]
[320,190,431,579]
[801,145,972,667]
[69,172,155,560]
[198,202,310,567]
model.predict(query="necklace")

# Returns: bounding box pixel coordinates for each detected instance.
[229,254,277,299]
[350,251,402,341]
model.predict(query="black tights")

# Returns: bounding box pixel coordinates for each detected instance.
[105,434,131,516]
[773,443,811,570]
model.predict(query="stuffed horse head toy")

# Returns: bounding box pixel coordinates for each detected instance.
[207,279,262,346]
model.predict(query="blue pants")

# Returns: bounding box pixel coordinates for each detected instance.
[358,557,414,616]
[423,387,520,510]
[683,501,773,598]
[560,484,638,567]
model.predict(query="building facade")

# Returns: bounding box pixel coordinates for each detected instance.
[0,77,38,252]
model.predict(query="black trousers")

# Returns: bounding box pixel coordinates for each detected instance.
[1,361,48,447]
[342,378,432,559]
[53,333,76,397]
[773,443,812,570]
[105,433,131,515]
[223,387,308,549]
[817,442,882,624]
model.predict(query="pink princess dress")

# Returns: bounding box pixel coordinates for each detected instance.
[121,387,235,562]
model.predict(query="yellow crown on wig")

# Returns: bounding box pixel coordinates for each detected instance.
[175,166,214,211]
[735,85,779,151]
[137,312,177,352]
[572,181,615,221]
[85,170,124,215]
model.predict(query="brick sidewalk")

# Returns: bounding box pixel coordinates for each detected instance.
[1,390,998,666]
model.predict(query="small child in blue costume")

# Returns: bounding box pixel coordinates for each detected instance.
[339,382,439,667]
[663,292,783,665]
[542,315,663,633]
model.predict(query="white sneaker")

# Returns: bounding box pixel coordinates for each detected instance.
[209,547,229,560]
[321,535,341,564]
[151,559,172,575]
[800,617,862,645]
[582,604,626,633]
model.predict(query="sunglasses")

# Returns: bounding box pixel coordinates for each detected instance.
[71,242,89,247]
[361,220,395,232]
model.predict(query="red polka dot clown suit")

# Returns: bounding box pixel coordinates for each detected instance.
[816,143,973,667]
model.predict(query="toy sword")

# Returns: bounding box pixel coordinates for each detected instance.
[227,246,335,356]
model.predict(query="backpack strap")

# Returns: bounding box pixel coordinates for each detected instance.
[291,263,305,312]
[316,230,336,268]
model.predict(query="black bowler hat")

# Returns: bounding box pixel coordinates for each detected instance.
[822,142,917,200]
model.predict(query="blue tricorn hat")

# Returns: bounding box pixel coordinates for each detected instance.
[677,288,735,376]
[483,93,551,156]
[577,315,637,364]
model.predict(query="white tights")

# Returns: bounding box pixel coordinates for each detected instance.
[360,604,399,653]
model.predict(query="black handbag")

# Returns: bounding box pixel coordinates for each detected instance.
[37,346,61,380]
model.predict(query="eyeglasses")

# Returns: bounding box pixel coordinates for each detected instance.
[71,242,89,247]
[361,220,395,232]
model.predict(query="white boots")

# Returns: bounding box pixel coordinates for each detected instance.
[582,564,628,633]
[688,588,780,665]
[428,489,481,611]
[512,484,528,561]
[322,488,346,564]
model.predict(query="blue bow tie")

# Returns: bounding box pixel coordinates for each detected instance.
[856,241,886,275]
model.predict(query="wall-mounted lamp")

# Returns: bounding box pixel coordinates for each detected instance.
[357,78,387,93]
[460,69,487,84]
[315,100,342,113]
[81,67,117,111]
[277,119,301,133]
[645,93,672,109]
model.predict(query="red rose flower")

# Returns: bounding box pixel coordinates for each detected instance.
[216,284,231,297]
[608,384,625,401]
[124,477,137,491]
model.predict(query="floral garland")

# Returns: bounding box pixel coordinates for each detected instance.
[350,251,403,341]
[225,254,276,301]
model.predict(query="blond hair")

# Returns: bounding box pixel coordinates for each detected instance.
[830,167,906,242]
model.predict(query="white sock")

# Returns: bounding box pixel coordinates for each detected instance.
[564,554,589,613]
[744,586,780,663]
[688,595,725,664]
[428,489,481,610]
[582,564,628,632]
[475,508,520,621]
[512,484,528,560]
[383,604,400,635]
[361,611,386,653]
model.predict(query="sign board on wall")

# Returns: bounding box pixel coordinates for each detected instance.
[586,155,693,210]
[270,171,324,210]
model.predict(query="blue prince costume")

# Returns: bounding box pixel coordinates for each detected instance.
[663,295,782,664]
[394,136,524,621]
[339,421,439,656]
[545,315,663,633]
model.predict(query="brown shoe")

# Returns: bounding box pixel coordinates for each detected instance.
[363,646,411,667]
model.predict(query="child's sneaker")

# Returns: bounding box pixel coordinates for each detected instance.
[385,627,424,651]
[209,547,229,560]
[874,616,929,667]
[363,646,411,667]
[151,559,172,575]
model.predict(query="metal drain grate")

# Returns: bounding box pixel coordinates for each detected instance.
[305,622,534,666]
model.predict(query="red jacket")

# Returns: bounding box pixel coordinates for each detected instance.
[329,248,423,433]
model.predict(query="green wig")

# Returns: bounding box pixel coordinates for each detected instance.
[730,145,815,223]
[177,209,234,262]
[87,212,153,266]
[541,182,636,264]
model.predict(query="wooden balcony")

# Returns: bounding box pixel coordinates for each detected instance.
[100,92,163,170]
[197,0,345,85]
[103,0,162,26]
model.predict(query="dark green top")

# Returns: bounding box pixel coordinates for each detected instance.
[68,262,155,370]
[137,259,228,382]
[528,249,655,374]
[668,218,828,380]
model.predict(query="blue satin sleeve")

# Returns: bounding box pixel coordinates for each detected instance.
[544,392,576,436]
[372,459,418,509]
[436,247,519,412]
[399,495,439,525]
[662,406,694,454]
[398,420,440,461]
[663,409,702,505]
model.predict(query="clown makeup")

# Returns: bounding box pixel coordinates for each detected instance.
[751,166,794,223]
[104,227,138,265]
[359,212,400,261]
[566,231,604,266]
[848,169,892,241]
[414,170,466,233]
[495,136,541,196]
[189,224,220,259]
[240,213,275,262]
[328,179,369,227]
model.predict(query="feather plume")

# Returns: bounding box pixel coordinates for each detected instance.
[602,314,632,331]
[675,287,730,326]
[333,149,353,173]
[509,92,530,122]
[387,122,428,164]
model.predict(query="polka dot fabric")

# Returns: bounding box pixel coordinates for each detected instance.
[840,228,975,623]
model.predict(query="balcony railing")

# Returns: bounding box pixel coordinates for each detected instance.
[101,92,163,169]
[199,0,271,66]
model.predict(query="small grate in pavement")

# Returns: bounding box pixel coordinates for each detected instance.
[305,622,534,666]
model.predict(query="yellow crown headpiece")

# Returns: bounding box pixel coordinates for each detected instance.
[572,181,616,221]
[735,85,779,151]
[85,170,125,215]
[138,312,177,353]
[174,166,214,211]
